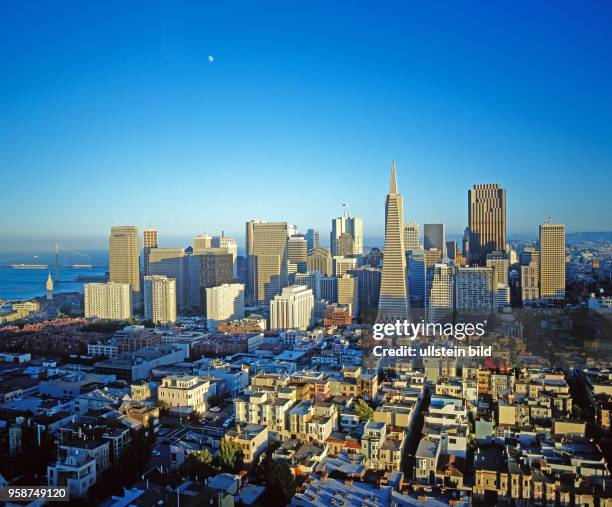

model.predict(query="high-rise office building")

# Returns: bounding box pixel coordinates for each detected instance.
[143,275,177,325]
[212,235,238,279]
[336,232,355,257]
[246,221,288,306]
[519,246,539,267]
[199,248,234,313]
[288,235,308,271]
[294,271,323,300]
[84,282,132,320]
[348,267,381,317]
[142,228,158,277]
[521,261,539,303]
[426,263,454,324]
[468,184,506,266]
[539,223,566,300]
[485,251,509,287]
[424,224,446,256]
[403,222,420,252]
[205,283,245,331]
[109,226,141,300]
[307,245,333,276]
[446,240,458,261]
[149,248,190,310]
[304,229,320,251]
[377,161,409,323]
[338,274,358,318]
[269,285,314,331]
[193,234,213,252]
[455,267,496,314]
[331,215,363,256]
[320,276,338,304]
[407,249,426,309]
[333,256,357,277]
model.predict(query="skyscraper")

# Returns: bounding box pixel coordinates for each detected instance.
[468,184,506,266]
[269,285,314,331]
[109,226,141,301]
[485,251,509,287]
[144,275,177,325]
[338,274,358,318]
[377,161,409,323]
[84,282,132,320]
[205,283,245,331]
[426,263,454,324]
[149,248,190,309]
[403,222,420,252]
[142,228,158,277]
[288,235,308,272]
[539,223,566,300]
[212,235,238,279]
[331,214,363,256]
[348,266,381,319]
[307,245,333,276]
[304,229,320,251]
[521,262,539,303]
[424,224,446,256]
[199,249,234,314]
[246,221,288,306]
[193,234,213,252]
[455,267,496,314]
[407,249,426,309]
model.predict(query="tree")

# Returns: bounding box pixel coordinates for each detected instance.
[354,399,374,422]
[217,437,243,473]
[180,449,214,479]
[257,459,296,504]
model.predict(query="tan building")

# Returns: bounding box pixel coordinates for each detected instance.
[307,245,333,276]
[337,274,358,318]
[521,261,539,303]
[468,184,506,266]
[143,275,176,325]
[142,227,158,277]
[109,226,140,299]
[225,424,268,464]
[84,282,132,320]
[158,375,211,414]
[539,223,566,300]
[246,221,288,306]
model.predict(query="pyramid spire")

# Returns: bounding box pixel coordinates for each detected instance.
[389,160,398,194]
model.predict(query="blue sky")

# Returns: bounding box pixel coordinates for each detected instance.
[1,1,611,251]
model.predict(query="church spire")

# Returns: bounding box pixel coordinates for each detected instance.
[389,160,398,194]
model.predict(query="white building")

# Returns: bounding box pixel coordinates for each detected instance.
[403,222,421,252]
[270,285,314,331]
[205,283,245,330]
[426,264,454,323]
[158,375,212,415]
[84,282,132,321]
[144,275,177,325]
[331,215,363,256]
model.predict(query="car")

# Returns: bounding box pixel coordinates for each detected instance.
[222,418,234,429]
[210,406,221,412]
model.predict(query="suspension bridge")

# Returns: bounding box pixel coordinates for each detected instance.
[0,244,104,283]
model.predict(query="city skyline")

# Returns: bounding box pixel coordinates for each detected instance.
[2,2,612,250]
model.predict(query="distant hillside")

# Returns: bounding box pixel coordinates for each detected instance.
[567,231,612,243]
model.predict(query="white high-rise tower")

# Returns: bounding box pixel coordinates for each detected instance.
[377,161,409,323]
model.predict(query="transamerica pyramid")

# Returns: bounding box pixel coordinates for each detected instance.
[376,160,410,324]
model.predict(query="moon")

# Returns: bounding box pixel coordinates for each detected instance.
[208,55,214,63]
